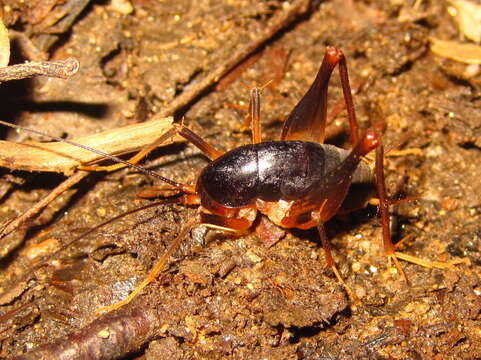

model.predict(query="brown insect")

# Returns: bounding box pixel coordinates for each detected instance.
[0,46,455,314]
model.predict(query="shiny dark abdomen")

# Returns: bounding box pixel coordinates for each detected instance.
[197,141,374,210]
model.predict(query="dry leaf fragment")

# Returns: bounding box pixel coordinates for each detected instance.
[430,37,481,64]
[0,281,29,305]
[0,116,178,175]
[449,0,481,43]
[0,17,10,67]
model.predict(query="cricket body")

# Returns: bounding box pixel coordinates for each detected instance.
[2,46,451,315]
[197,140,376,230]
[86,46,419,312]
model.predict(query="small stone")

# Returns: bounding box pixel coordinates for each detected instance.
[97,329,110,339]
[110,0,133,15]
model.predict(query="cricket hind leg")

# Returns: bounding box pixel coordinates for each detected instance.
[337,50,360,147]
[280,46,360,146]
[374,142,468,279]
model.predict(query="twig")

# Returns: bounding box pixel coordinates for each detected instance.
[34,0,93,52]
[0,58,79,83]
[10,302,164,360]
[0,171,88,254]
[0,117,177,175]
[9,31,48,61]
[158,0,312,117]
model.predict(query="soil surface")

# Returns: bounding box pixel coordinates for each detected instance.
[0,0,480,359]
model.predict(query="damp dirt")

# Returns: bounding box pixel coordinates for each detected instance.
[0,1,480,359]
